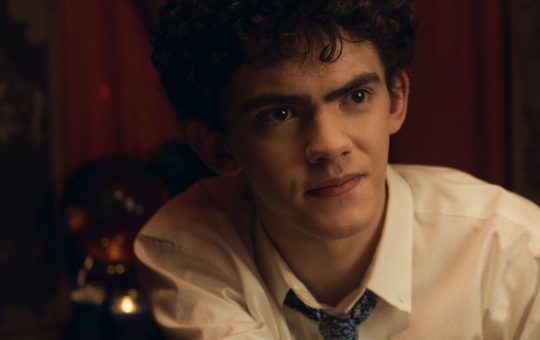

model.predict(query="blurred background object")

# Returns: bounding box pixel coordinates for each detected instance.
[508,0,540,203]
[62,157,166,267]
[0,0,539,339]
[0,0,66,338]
[61,156,167,339]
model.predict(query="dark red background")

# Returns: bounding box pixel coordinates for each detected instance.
[61,0,508,185]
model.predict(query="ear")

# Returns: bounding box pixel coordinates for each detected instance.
[185,121,242,176]
[388,70,410,135]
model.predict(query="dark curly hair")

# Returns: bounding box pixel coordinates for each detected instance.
[151,0,417,128]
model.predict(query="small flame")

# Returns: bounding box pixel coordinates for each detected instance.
[119,295,137,314]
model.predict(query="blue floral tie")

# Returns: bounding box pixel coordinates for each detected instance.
[284,289,378,340]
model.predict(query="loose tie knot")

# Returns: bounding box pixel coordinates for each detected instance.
[318,316,357,339]
[284,289,378,340]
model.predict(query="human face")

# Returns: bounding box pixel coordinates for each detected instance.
[219,40,407,241]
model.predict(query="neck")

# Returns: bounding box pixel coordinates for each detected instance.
[262,210,386,307]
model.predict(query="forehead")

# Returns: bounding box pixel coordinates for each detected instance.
[220,41,386,112]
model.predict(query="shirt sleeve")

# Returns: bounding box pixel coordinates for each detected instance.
[134,233,281,340]
[481,226,540,340]
[515,246,540,340]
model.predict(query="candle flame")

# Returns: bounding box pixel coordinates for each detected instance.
[119,295,137,314]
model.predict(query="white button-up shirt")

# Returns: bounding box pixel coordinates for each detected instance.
[135,165,540,339]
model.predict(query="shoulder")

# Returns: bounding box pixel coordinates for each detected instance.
[137,174,255,253]
[133,177,285,338]
[390,166,540,336]
[391,164,540,230]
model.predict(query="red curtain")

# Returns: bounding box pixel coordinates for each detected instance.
[60,0,508,185]
[392,0,507,185]
[61,0,180,174]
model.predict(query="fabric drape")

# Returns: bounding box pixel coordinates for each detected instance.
[61,0,507,185]
[61,0,180,173]
[391,0,507,185]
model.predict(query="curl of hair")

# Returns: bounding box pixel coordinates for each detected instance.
[151,0,417,127]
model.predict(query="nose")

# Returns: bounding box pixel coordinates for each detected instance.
[304,110,352,164]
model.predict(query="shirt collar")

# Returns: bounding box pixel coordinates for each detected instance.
[254,220,313,307]
[367,165,413,312]
[254,164,413,313]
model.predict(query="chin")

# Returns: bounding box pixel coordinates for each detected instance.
[300,214,373,240]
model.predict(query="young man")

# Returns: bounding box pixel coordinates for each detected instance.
[135,0,540,338]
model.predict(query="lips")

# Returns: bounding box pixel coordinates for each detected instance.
[305,174,364,198]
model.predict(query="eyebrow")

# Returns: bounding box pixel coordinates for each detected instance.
[241,72,382,112]
[242,93,312,112]
[323,72,381,102]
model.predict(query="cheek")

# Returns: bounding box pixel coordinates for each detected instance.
[349,119,391,161]
[231,129,303,170]
[231,136,304,198]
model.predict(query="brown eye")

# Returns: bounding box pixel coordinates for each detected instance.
[271,108,293,121]
[256,107,297,125]
[350,90,367,103]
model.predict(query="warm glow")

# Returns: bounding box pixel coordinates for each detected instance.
[114,190,125,200]
[99,84,111,99]
[66,206,86,232]
[119,295,137,314]
[106,265,115,275]
[70,285,105,304]
[105,239,124,262]
[115,264,126,274]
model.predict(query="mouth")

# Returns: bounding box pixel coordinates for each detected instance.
[305,174,365,198]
